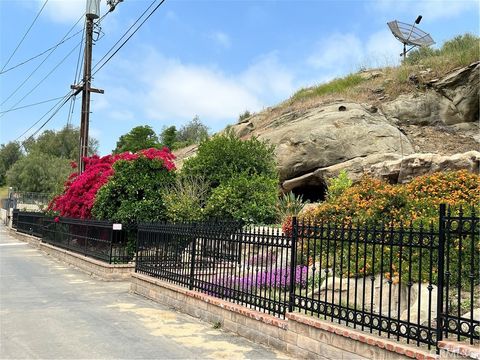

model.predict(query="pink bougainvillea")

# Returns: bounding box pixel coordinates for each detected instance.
[48,147,175,219]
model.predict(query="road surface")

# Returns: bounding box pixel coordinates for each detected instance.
[0,225,289,359]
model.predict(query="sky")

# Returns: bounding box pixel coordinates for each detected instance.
[0,0,478,155]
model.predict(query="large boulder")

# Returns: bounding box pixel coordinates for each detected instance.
[369,151,480,183]
[382,61,479,126]
[256,103,413,181]
[432,61,480,125]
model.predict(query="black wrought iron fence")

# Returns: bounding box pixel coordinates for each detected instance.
[135,205,479,350]
[136,222,291,318]
[12,209,19,228]
[16,211,45,237]
[11,211,133,264]
[440,206,479,345]
[11,191,52,205]
[42,217,134,264]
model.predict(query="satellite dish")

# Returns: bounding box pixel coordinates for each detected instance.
[387,16,435,58]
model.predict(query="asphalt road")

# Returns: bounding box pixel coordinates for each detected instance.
[0,225,289,359]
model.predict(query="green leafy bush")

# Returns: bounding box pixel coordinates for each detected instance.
[406,33,479,67]
[277,192,308,223]
[92,154,175,223]
[204,173,278,224]
[182,133,277,190]
[326,170,352,201]
[163,176,208,222]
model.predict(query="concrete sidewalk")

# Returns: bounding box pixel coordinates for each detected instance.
[0,225,290,359]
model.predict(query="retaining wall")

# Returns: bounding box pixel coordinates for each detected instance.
[131,272,443,360]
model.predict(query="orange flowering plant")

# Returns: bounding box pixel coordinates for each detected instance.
[284,170,479,286]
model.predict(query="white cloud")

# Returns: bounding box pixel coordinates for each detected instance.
[307,30,401,75]
[38,0,108,24]
[240,54,296,101]
[96,48,296,128]
[365,30,402,68]
[209,32,231,49]
[370,0,478,21]
[307,33,363,73]
[144,61,263,123]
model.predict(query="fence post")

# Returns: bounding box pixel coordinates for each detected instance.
[436,204,446,349]
[109,226,114,264]
[288,217,298,313]
[189,225,197,291]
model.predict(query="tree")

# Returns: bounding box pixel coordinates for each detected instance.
[6,153,71,193]
[181,133,279,224]
[175,116,209,147]
[92,148,176,223]
[0,142,23,185]
[159,125,177,149]
[182,132,277,189]
[24,125,98,160]
[5,126,99,193]
[113,125,160,154]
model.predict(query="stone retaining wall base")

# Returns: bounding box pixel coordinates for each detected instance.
[131,272,443,360]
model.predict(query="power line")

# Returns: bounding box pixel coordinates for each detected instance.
[1,13,85,107]
[92,0,167,76]
[0,0,49,73]
[27,93,74,141]
[0,29,83,75]
[0,41,82,118]
[14,91,74,143]
[0,96,65,114]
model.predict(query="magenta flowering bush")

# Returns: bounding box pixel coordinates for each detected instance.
[214,265,309,294]
[48,147,175,219]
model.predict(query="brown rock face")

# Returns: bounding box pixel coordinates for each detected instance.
[174,62,479,198]
[257,103,413,181]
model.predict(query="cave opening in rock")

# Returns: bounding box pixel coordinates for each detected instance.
[292,184,327,203]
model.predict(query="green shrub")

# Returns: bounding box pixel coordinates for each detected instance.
[182,133,277,190]
[326,170,352,201]
[238,110,252,122]
[405,33,479,68]
[92,156,175,223]
[204,173,278,224]
[277,192,308,223]
[163,176,208,222]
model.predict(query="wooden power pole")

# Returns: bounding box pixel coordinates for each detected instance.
[72,1,103,174]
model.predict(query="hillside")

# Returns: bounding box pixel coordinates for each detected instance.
[174,34,479,202]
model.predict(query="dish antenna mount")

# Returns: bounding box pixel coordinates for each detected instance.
[388,15,435,58]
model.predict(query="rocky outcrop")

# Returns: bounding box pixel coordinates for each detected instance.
[282,151,480,193]
[432,61,480,125]
[174,62,479,190]
[369,151,480,183]
[382,62,479,126]
[257,103,414,181]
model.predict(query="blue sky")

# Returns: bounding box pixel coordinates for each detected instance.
[0,0,478,155]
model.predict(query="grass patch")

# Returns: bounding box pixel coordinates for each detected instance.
[405,33,479,70]
[291,73,366,102]
[285,33,478,106]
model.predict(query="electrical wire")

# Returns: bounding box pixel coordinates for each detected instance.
[0,41,82,118]
[0,29,83,75]
[0,0,49,73]
[92,0,167,76]
[14,91,74,143]
[9,6,119,144]
[1,13,85,107]
[0,96,66,114]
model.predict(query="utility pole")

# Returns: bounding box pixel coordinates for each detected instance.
[71,0,122,173]
[71,0,103,174]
